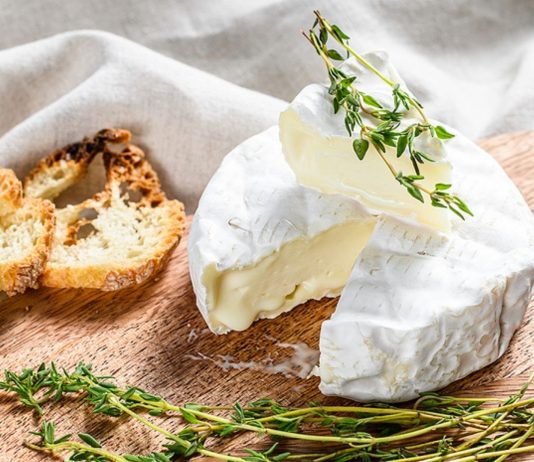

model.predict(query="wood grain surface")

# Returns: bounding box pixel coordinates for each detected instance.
[0,132,533,461]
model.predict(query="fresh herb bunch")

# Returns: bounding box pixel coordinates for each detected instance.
[303,11,473,220]
[2,363,534,461]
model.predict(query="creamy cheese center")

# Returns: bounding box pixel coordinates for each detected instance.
[280,109,452,231]
[202,219,376,331]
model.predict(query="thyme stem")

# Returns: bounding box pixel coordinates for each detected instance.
[3,363,533,461]
[494,427,534,462]
[25,441,128,462]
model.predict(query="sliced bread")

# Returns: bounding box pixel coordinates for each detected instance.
[24,128,131,201]
[24,129,185,290]
[0,169,55,296]
[0,167,23,216]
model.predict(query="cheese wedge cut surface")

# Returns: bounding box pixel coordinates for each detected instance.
[188,127,375,333]
[280,52,452,232]
[202,220,375,331]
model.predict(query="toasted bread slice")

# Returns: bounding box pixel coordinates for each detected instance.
[24,129,185,290]
[0,168,23,217]
[0,169,55,296]
[24,129,131,201]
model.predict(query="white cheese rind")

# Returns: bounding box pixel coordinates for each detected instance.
[189,53,534,401]
[188,127,373,333]
[279,52,452,231]
[319,129,534,401]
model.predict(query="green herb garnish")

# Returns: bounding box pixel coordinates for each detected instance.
[2,362,533,461]
[304,11,473,220]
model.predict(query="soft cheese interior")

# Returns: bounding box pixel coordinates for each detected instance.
[202,220,375,331]
[189,126,375,334]
[280,52,452,232]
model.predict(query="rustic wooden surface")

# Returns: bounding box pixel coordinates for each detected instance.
[0,132,533,461]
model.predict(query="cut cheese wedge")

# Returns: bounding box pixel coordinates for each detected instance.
[280,52,452,232]
[189,127,375,333]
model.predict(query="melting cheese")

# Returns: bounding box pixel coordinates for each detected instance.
[202,219,376,331]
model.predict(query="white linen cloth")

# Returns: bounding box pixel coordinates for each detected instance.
[0,0,533,210]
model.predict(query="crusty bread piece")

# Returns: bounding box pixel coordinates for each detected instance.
[0,169,55,296]
[24,129,131,201]
[24,129,185,290]
[0,168,23,217]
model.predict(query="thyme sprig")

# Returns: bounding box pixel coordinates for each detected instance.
[1,363,534,462]
[303,11,473,220]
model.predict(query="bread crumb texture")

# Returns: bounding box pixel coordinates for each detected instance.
[0,169,55,296]
[23,129,185,290]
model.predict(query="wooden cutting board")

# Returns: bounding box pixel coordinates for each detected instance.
[0,132,533,461]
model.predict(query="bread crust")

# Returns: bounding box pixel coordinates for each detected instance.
[24,129,185,291]
[24,129,131,200]
[0,170,55,296]
[0,168,23,216]
[41,196,185,291]
[41,200,184,290]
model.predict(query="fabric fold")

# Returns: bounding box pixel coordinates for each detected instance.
[0,30,285,210]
